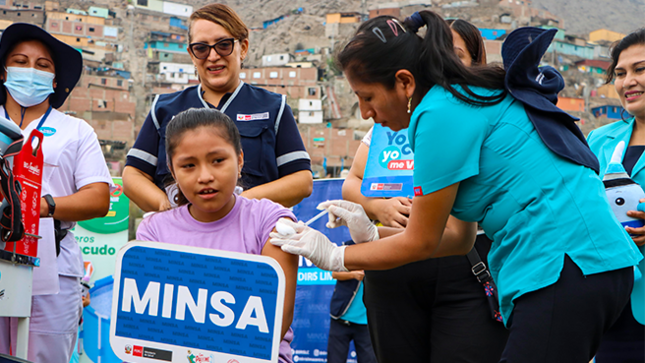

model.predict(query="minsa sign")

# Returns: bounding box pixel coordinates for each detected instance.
[110,242,286,363]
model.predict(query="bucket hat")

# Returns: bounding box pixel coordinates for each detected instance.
[0,22,82,108]
[502,27,599,173]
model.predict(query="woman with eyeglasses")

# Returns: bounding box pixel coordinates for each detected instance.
[123,3,312,212]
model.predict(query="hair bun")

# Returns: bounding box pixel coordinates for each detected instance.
[406,12,425,33]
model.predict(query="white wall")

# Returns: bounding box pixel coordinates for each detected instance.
[298,99,323,123]
[262,53,291,67]
[299,98,322,111]
[159,62,197,84]
[162,1,193,17]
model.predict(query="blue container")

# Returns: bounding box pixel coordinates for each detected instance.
[83,275,121,363]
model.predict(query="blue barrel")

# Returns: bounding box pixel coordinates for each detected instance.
[83,275,121,363]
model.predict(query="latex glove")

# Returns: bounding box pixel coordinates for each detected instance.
[318,200,379,243]
[270,219,348,272]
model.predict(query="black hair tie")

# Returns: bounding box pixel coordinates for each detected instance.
[406,12,425,33]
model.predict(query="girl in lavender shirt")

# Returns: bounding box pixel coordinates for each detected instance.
[136,108,298,363]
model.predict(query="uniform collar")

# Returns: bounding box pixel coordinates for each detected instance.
[197,81,245,113]
[607,117,636,139]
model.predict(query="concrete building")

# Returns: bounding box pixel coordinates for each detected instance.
[592,105,625,120]
[479,28,507,41]
[596,84,619,99]
[368,6,400,19]
[546,40,595,59]
[298,99,323,124]
[45,17,118,41]
[261,53,292,67]
[575,59,611,75]
[156,62,198,84]
[326,12,361,24]
[58,74,136,145]
[88,6,110,19]
[589,29,625,43]
[0,8,44,27]
[240,67,320,100]
[556,97,585,112]
[300,126,362,170]
[47,11,105,25]
[134,0,192,17]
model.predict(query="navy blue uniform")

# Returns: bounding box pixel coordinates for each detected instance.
[126,82,311,190]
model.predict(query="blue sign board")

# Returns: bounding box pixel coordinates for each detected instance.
[290,179,358,362]
[110,242,285,363]
[362,124,414,198]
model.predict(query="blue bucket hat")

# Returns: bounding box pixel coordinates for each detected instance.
[502,27,599,173]
[0,23,82,109]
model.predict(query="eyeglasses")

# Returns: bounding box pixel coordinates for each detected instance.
[189,38,237,59]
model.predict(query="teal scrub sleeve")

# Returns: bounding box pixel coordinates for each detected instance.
[412,107,489,195]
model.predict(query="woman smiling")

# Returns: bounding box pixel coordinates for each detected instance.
[124,4,312,212]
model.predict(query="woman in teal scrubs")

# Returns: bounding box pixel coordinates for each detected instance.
[270,12,642,363]
[587,28,645,363]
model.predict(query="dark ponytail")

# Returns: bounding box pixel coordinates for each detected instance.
[338,11,506,106]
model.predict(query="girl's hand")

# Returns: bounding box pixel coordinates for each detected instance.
[371,197,412,228]
[317,200,379,243]
[270,219,348,272]
[626,208,645,246]
[625,198,645,246]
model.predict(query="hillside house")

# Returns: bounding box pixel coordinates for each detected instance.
[592,105,625,120]
[262,53,293,67]
[575,59,611,75]
[589,29,625,43]
[556,97,585,112]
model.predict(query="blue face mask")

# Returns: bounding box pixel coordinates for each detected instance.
[4,66,55,108]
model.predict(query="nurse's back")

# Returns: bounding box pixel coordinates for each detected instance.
[412,85,642,320]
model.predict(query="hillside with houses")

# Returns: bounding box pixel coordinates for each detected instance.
[0,0,642,176]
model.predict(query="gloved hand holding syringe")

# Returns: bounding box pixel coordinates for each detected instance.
[271,200,380,272]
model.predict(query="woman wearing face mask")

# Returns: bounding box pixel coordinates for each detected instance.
[0,23,112,363]
[123,3,312,212]
[341,18,507,362]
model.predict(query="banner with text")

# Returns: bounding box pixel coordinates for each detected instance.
[291,179,357,363]
[74,177,129,283]
[362,124,414,198]
[110,242,286,363]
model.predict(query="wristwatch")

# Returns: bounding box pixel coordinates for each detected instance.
[43,194,55,217]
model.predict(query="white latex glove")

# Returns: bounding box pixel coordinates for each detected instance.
[317,200,379,243]
[270,219,348,272]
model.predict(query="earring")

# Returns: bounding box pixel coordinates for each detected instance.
[407,97,412,114]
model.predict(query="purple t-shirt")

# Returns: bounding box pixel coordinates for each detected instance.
[137,196,296,363]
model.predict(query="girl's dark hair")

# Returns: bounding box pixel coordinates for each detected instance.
[446,18,487,65]
[165,108,242,206]
[337,11,506,106]
[606,28,645,84]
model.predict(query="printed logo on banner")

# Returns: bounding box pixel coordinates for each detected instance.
[186,350,214,362]
[125,345,132,354]
[362,124,415,198]
[110,242,286,363]
[236,112,269,121]
[133,345,143,357]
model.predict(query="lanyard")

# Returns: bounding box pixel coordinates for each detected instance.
[4,105,52,130]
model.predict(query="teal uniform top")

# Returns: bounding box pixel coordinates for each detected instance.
[340,283,368,325]
[588,116,645,325]
[409,85,643,324]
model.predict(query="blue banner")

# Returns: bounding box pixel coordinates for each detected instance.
[361,124,414,198]
[110,242,286,363]
[291,179,357,362]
